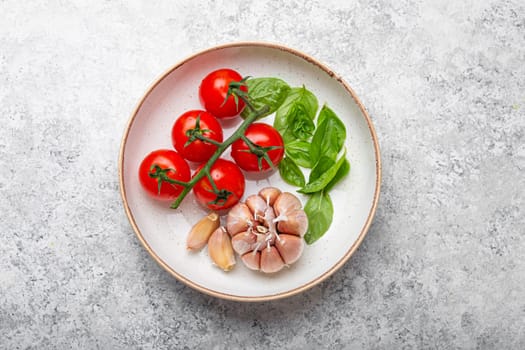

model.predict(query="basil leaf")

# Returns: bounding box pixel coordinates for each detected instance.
[278,157,305,187]
[291,110,315,140]
[325,158,350,192]
[308,155,335,182]
[241,77,291,119]
[274,86,318,136]
[280,105,316,143]
[299,150,346,194]
[285,140,312,168]
[304,191,333,244]
[316,103,338,126]
[310,105,346,165]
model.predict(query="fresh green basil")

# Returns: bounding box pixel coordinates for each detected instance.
[278,157,305,187]
[316,103,338,126]
[310,105,346,166]
[303,190,333,244]
[298,150,347,194]
[308,155,335,183]
[241,79,349,245]
[241,77,291,120]
[274,86,318,138]
[325,158,351,192]
[284,140,312,168]
[280,105,316,143]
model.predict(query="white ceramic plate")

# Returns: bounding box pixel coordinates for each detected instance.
[119,42,381,302]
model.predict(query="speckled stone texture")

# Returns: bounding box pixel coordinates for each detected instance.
[1,0,524,349]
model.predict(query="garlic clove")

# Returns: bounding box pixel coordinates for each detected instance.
[262,205,277,235]
[275,234,304,265]
[249,230,274,252]
[241,251,261,271]
[245,194,267,221]
[273,192,302,217]
[226,203,253,236]
[208,227,236,271]
[276,209,308,237]
[186,212,220,251]
[231,231,257,255]
[258,187,281,206]
[260,246,285,273]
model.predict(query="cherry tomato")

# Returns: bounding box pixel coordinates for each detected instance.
[171,110,223,163]
[138,149,191,201]
[193,158,245,210]
[199,68,247,119]
[231,123,284,172]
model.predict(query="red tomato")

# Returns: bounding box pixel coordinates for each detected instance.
[231,123,284,172]
[138,149,191,201]
[193,158,245,210]
[171,110,223,162]
[199,68,247,119]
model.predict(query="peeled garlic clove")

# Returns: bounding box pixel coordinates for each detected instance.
[241,251,261,271]
[277,209,308,237]
[275,234,304,265]
[245,194,267,221]
[231,231,257,255]
[273,192,302,217]
[208,227,236,271]
[226,203,253,236]
[260,246,285,273]
[186,212,220,251]
[258,187,281,206]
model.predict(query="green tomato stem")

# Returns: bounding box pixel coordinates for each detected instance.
[169,97,269,209]
[192,133,222,147]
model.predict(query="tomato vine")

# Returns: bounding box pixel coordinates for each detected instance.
[150,82,271,209]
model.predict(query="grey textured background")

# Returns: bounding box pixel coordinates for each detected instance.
[1,1,524,349]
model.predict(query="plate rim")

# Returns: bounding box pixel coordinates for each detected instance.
[118,41,382,302]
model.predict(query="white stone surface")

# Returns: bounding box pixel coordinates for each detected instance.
[1,0,524,348]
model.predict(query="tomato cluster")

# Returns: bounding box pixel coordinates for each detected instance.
[138,68,284,210]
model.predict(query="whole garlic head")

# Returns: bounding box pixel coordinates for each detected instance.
[225,188,307,273]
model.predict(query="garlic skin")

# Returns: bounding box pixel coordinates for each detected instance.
[273,192,302,217]
[258,187,281,206]
[276,209,308,237]
[224,190,307,273]
[241,251,261,271]
[262,204,277,236]
[275,234,304,264]
[186,212,220,251]
[208,227,236,271]
[260,246,285,273]
[231,231,257,255]
[226,203,253,237]
[245,194,267,221]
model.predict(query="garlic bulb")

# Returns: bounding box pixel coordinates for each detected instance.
[225,188,307,273]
